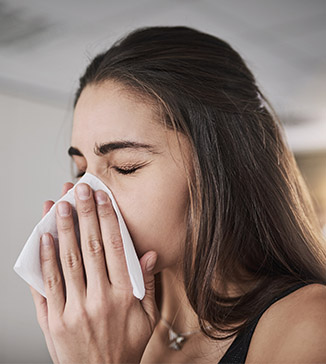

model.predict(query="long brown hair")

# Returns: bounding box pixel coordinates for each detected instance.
[74,26,326,339]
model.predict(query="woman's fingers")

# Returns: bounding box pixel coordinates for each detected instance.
[35,182,76,364]
[43,200,54,217]
[61,182,74,197]
[40,234,65,314]
[94,189,132,293]
[74,184,108,294]
[30,286,48,327]
[139,252,159,328]
[56,201,85,302]
[42,179,74,218]
[41,201,65,311]
[29,286,60,364]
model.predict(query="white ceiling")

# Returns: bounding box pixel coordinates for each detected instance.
[0,0,325,151]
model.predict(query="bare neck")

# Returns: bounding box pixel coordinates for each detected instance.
[158,265,200,334]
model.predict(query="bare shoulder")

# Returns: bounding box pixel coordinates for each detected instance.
[246,283,326,363]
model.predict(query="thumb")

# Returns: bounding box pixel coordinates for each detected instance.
[140,251,159,330]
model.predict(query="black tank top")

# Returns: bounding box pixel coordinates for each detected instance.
[218,282,309,364]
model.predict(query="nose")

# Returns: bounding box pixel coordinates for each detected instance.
[82,168,111,191]
[83,164,103,179]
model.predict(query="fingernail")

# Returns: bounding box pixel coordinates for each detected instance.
[95,190,108,205]
[57,202,71,217]
[146,254,157,272]
[42,234,51,246]
[76,184,90,200]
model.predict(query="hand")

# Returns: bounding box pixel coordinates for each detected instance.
[30,182,74,364]
[30,182,159,364]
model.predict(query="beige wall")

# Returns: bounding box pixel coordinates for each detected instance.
[295,151,326,234]
[1,93,72,364]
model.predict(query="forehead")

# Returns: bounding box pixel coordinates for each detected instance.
[72,81,164,149]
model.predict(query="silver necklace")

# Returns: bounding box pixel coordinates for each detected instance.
[160,317,202,351]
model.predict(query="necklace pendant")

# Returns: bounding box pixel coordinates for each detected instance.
[168,329,186,350]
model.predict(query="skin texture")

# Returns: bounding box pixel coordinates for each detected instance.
[245,283,326,364]
[30,81,326,363]
[70,81,191,271]
[30,81,193,363]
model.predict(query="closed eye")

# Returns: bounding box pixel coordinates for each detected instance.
[114,166,140,175]
[74,165,143,179]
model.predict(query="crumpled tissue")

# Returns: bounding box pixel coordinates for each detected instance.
[13,172,145,300]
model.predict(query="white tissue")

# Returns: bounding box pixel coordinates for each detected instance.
[13,173,145,300]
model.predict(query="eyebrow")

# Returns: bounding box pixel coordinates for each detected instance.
[68,141,159,157]
[68,146,83,157]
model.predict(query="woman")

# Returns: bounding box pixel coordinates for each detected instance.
[30,26,326,363]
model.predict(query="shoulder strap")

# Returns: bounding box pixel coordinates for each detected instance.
[218,282,308,364]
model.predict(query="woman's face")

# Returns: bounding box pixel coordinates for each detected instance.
[71,81,191,273]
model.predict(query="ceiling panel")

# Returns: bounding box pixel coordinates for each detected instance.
[202,0,325,30]
[0,0,325,152]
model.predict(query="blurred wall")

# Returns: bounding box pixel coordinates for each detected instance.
[0,93,72,364]
[295,151,326,234]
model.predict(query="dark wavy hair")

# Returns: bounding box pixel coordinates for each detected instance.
[74,26,326,340]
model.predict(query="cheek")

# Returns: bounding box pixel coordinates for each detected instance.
[117,180,189,268]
